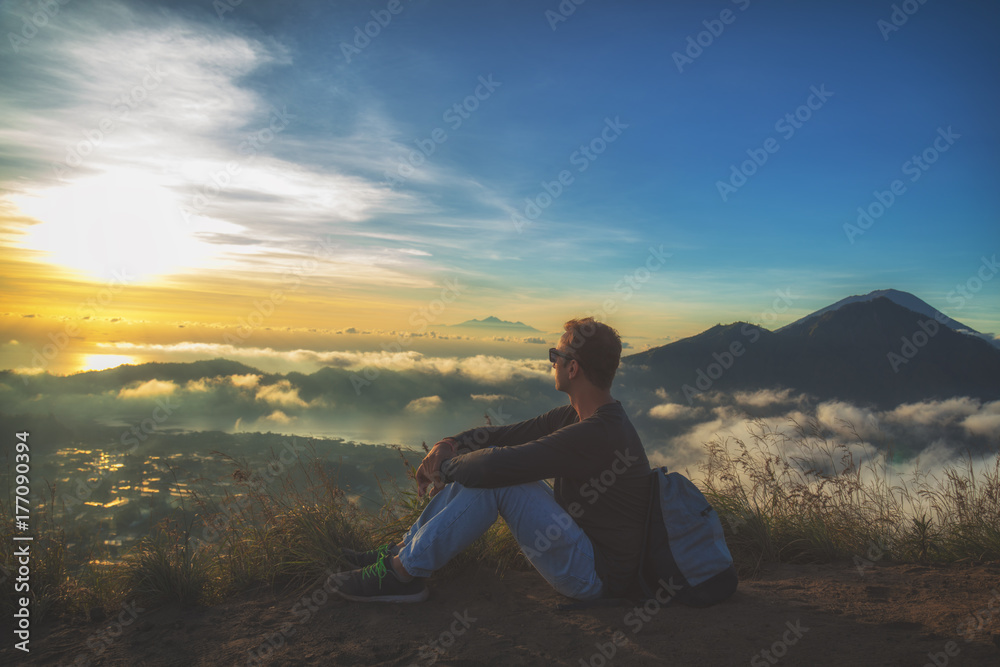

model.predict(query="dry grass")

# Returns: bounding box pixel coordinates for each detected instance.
[700,418,1000,578]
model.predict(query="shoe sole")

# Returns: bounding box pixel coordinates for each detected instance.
[334,587,430,603]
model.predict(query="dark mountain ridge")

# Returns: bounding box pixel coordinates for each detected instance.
[778,288,976,335]
[622,297,1000,408]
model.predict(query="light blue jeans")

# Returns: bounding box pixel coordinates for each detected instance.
[397,480,605,600]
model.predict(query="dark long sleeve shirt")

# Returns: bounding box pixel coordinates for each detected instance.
[439,401,652,597]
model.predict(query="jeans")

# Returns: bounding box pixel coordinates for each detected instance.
[397,480,605,601]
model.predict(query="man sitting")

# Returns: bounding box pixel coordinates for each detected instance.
[333,317,652,603]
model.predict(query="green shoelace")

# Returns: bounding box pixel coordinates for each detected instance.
[361,555,388,589]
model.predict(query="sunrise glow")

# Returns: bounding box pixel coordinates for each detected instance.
[80,354,136,372]
[14,170,208,283]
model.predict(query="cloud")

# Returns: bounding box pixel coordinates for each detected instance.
[319,349,439,371]
[653,408,739,470]
[290,348,551,384]
[99,342,550,383]
[880,397,1000,440]
[470,393,514,402]
[264,410,293,424]
[229,374,262,389]
[186,379,211,393]
[483,335,548,345]
[648,403,700,420]
[453,356,551,384]
[256,380,307,408]
[117,379,177,399]
[405,395,443,413]
[961,401,1000,437]
[732,388,802,409]
[886,397,981,426]
[11,367,45,376]
[185,374,261,392]
[815,401,880,439]
[641,393,1000,488]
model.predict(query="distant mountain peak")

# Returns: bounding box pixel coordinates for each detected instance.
[449,317,541,332]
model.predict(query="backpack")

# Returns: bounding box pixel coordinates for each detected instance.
[636,466,738,607]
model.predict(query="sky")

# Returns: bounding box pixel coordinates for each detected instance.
[1,0,998,377]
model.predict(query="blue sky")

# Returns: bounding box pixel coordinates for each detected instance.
[0,0,997,374]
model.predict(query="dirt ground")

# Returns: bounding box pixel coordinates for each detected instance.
[4,560,1000,666]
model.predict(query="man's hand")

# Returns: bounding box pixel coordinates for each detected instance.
[416,438,458,498]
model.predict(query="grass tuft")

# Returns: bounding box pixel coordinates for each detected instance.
[121,518,222,607]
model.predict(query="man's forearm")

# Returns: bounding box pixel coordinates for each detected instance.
[448,406,574,453]
[439,456,460,485]
[448,427,495,453]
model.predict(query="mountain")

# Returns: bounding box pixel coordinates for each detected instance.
[56,358,268,392]
[447,316,542,333]
[779,288,977,336]
[623,297,1000,408]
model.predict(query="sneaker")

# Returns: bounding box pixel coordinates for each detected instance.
[341,543,399,569]
[331,556,429,603]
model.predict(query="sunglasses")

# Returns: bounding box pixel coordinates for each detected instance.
[549,348,576,364]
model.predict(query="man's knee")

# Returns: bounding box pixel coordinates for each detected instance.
[430,482,495,507]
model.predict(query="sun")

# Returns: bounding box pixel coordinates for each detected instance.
[13,170,209,283]
[80,354,136,372]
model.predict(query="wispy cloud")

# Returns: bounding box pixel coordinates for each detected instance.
[0,0,498,291]
[647,402,701,420]
[470,393,514,402]
[405,395,443,413]
[117,378,178,399]
[255,380,309,408]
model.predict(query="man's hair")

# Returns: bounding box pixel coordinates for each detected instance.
[561,317,622,390]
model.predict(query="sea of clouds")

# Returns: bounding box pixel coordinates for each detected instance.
[4,350,998,489]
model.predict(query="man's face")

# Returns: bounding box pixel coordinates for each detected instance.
[551,341,575,393]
